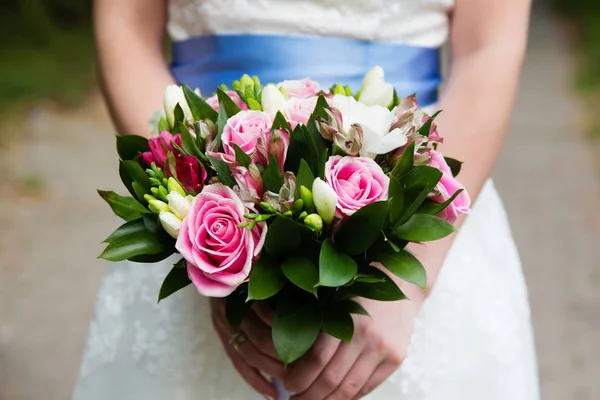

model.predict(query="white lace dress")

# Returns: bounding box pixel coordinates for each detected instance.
[73,1,540,399]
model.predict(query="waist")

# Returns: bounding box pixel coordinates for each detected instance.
[170,34,442,106]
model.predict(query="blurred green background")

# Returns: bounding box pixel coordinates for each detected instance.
[0,0,95,111]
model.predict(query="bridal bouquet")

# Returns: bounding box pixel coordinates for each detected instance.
[98,67,470,365]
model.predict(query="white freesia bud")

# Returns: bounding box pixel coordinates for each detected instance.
[358,66,394,107]
[167,191,191,220]
[312,178,338,224]
[261,84,288,116]
[159,211,182,239]
[164,85,193,127]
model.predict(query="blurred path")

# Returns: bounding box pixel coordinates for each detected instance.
[494,1,600,399]
[1,2,599,399]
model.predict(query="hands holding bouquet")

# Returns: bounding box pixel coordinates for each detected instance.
[98,66,470,399]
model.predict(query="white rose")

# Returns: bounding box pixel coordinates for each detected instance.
[261,84,288,116]
[164,85,194,127]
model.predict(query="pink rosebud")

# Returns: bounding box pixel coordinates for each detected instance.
[174,154,207,194]
[176,184,268,297]
[141,131,182,168]
[221,110,273,167]
[268,129,290,172]
[324,156,389,217]
[278,78,320,98]
[427,150,470,224]
[205,91,249,112]
[233,164,263,203]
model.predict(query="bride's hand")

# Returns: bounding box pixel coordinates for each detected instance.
[283,296,422,400]
[210,298,284,399]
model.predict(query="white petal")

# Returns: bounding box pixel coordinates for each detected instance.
[312,178,338,224]
[159,211,182,239]
[368,128,409,155]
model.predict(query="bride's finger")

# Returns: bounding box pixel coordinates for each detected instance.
[216,325,278,398]
[236,337,286,379]
[252,301,274,326]
[291,340,362,400]
[352,360,400,400]
[324,352,380,400]
[240,310,280,359]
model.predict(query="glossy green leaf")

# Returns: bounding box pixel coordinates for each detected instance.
[99,231,167,262]
[344,266,406,301]
[393,214,456,242]
[272,111,292,133]
[226,284,252,329]
[394,166,442,225]
[217,88,242,117]
[214,106,227,150]
[172,104,185,133]
[262,153,284,193]
[444,157,463,177]
[158,117,170,132]
[282,257,319,296]
[180,123,203,157]
[103,219,146,243]
[418,110,442,137]
[264,217,303,258]
[335,300,370,316]
[182,84,218,121]
[376,249,427,289]
[232,143,251,168]
[390,141,415,179]
[318,239,357,287]
[158,263,192,303]
[273,298,321,365]
[116,135,149,161]
[417,189,465,215]
[208,155,236,188]
[128,249,176,263]
[120,160,151,191]
[284,124,311,173]
[388,176,404,225]
[322,308,354,342]
[294,159,315,199]
[98,190,150,221]
[247,255,286,301]
[335,201,389,255]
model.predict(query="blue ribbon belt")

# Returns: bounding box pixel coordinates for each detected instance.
[170,34,441,106]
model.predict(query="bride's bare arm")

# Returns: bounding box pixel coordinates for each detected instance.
[94,0,175,137]
[406,0,532,298]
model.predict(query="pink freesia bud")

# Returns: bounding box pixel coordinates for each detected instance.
[268,129,290,172]
[141,131,182,168]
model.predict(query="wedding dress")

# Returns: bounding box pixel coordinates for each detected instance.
[73,0,540,399]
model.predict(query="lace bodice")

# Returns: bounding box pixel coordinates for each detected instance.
[168,0,455,47]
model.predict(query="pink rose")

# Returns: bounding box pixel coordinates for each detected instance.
[206,91,249,112]
[286,96,319,127]
[176,184,267,297]
[325,156,389,217]
[221,110,273,166]
[278,78,320,98]
[427,150,471,224]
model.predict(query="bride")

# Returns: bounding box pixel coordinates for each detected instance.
[75,0,538,399]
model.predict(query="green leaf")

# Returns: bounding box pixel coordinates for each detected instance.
[306,119,328,159]
[214,106,227,150]
[394,166,442,225]
[284,124,310,173]
[322,308,354,342]
[390,141,415,179]
[120,160,151,191]
[344,266,406,301]
[173,104,185,132]
[99,231,167,261]
[418,110,442,137]
[282,257,319,296]
[376,249,427,289]
[272,111,292,133]
[262,153,284,193]
[98,190,150,221]
[103,219,146,243]
[273,298,321,365]
[393,214,456,242]
[264,216,303,258]
[318,239,357,287]
[294,159,315,199]
[217,88,242,116]
[417,189,465,215]
[318,147,329,179]
[180,123,203,157]
[208,155,236,188]
[335,201,389,255]
[116,135,149,161]
[119,161,137,200]
[128,249,175,263]
[335,300,370,316]
[444,157,463,177]
[310,94,331,120]
[182,84,218,122]
[226,284,252,329]
[158,263,192,303]
[232,143,251,168]
[247,255,286,301]
[388,176,404,225]
[158,117,170,132]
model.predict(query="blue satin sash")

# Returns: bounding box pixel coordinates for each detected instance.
[170,34,441,106]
